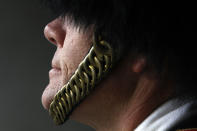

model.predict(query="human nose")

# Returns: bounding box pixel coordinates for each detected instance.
[44,18,66,47]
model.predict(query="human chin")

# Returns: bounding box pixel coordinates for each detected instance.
[41,69,63,110]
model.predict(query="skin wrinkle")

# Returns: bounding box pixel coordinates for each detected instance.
[60,29,93,84]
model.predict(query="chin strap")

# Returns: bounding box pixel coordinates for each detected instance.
[49,35,115,125]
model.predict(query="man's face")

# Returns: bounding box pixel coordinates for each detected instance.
[41,16,138,126]
[41,17,94,110]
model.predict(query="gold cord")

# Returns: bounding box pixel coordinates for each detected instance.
[49,35,114,125]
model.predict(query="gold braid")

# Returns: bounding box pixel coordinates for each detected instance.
[49,35,114,125]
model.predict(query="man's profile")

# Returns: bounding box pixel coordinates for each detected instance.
[41,0,197,130]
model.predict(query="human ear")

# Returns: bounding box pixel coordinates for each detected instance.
[132,57,147,73]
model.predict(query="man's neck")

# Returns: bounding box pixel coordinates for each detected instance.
[95,75,174,131]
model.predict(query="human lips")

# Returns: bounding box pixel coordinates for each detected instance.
[42,64,62,110]
[49,67,61,78]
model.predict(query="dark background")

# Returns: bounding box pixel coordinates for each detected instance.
[0,0,94,130]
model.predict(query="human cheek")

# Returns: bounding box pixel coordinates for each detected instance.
[59,41,82,85]
[59,37,92,85]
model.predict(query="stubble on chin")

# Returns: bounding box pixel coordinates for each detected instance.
[42,75,63,110]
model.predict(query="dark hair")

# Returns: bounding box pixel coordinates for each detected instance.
[43,0,197,95]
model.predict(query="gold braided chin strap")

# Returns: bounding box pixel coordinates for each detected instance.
[49,36,114,125]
